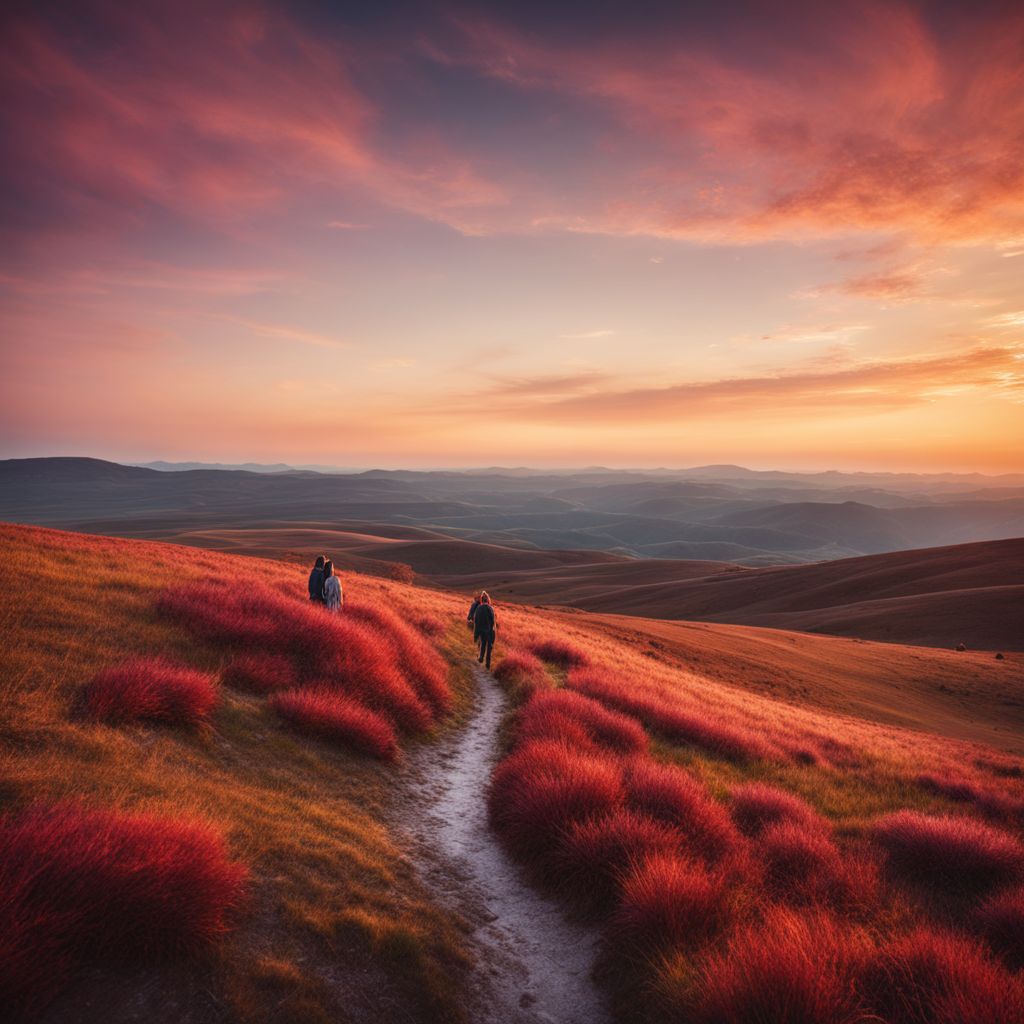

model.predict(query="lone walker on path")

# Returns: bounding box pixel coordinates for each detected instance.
[308,555,326,604]
[474,591,497,670]
[466,592,481,630]
[323,559,343,612]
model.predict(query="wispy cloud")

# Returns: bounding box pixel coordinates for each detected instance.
[557,328,615,340]
[453,346,1024,423]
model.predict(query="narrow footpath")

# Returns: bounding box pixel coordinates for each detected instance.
[397,663,611,1024]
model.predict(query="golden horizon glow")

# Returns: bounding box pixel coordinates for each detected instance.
[1,2,1022,472]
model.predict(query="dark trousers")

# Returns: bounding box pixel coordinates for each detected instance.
[477,632,494,668]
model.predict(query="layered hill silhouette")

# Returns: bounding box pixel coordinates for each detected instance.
[3,457,1023,566]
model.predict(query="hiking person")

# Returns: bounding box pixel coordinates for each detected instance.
[308,555,326,604]
[473,591,497,669]
[322,559,343,612]
[466,592,481,630]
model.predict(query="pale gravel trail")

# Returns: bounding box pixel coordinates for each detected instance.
[396,663,611,1024]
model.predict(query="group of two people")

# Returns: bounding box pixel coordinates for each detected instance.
[307,555,343,611]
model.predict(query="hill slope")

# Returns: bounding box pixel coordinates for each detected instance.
[455,538,1024,650]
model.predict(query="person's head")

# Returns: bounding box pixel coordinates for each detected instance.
[314,555,325,569]
[480,591,490,604]
[323,559,334,578]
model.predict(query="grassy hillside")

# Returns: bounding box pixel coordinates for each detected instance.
[3,522,1024,1023]
[0,523,475,1024]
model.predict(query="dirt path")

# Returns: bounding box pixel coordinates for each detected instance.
[397,663,611,1024]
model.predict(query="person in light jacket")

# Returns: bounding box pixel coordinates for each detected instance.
[308,555,326,603]
[323,559,343,612]
[473,591,497,669]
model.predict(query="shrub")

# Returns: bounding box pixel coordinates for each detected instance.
[493,649,550,697]
[615,852,731,951]
[976,887,1024,969]
[869,811,1024,895]
[730,782,826,838]
[222,654,298,694]
[516,690,647,754]
[556,808,680,908]
[528,639,591,668]
[863,927,1024,1024]
[488,739,624,863]
[759,821,843,904]
[623,759,740,864]
[0,803,247,1021]
[684,908,868,1024]
[568,667,773,763]
[85,657,218,727]
[270,690,398,761]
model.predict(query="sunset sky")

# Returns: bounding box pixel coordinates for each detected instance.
[2,0,1022,471]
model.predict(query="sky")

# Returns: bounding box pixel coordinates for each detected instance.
[1,0,1022,472]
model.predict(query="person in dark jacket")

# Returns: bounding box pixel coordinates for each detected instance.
[473,591,497,669]
[308,555,326,603]
[466,593,481,630]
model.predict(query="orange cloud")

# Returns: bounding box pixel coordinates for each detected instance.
[452,345,1024,423]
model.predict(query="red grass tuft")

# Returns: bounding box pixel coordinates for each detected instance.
[343,601,452,717]
[917,771,1024,822]
[270,689,398,761]
[976,887,1024,969]
[493,649,551,696]
[516,690,647,754]
[0,802,247,1021]
[623,758,740,864]
[488,739,624,863]
[616,852,731,951]
[568,666,773,763]
[528,639,591,668]
[158,581,436,734]
[556,807,681,908]
[863,927,1024,1024]
[869,811,1024,894]
[222,653,298,693]
[413,614,446,638]
[686,907,868,1024]
[759,820,843,903]
[730,782,826,837]
[85,656,218,727]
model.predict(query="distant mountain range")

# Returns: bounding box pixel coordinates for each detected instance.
[2,457,1023,569]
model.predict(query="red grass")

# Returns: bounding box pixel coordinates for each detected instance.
[0,802,248,1021]
[568,666,773,763]
[917,771,1024,822]
[85,656,218,727]
[493,649,551,696]
[730,782,826,837]
[516,690,647,754]
[759,821,843,903]
[869,811,1024,894]
[686,907,868,1024]
[270,689,398,761]
[623,758,741,864]
[222,653,298,693]
[556,808,681,908]
[528,639,591,668]
[615,852,731,951]
[343,600,452,717]
[488,739,624,862]
[863,927,1024,1024]
[413,614,446,638]
[975,887,1024,969]
[158,581,435,734]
